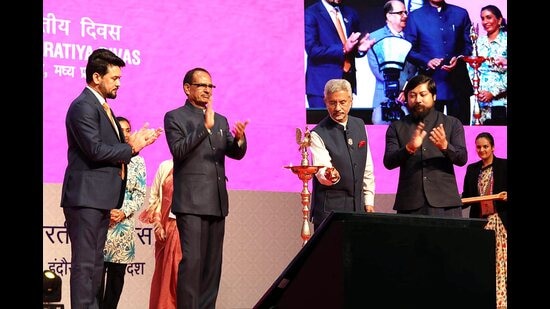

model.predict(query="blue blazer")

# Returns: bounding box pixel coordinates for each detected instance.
[305,1,362,96]
[61,87,133,210]
[164,101,247,217]
[404,3,473,100]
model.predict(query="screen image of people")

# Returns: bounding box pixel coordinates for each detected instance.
[304,0,507,126]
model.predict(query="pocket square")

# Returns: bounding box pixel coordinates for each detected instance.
[358,140,366,148]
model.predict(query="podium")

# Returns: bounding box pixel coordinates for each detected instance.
[254,212,496,308]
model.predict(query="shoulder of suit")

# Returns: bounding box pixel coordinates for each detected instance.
[493,157,507,165]
[370,27,388,39]
[348,115,364,124]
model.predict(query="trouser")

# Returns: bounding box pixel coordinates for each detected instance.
[63,207,110,309]
[176,214,225,309]
[97,262,127,309]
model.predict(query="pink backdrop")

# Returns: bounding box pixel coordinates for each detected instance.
[43,0,507,194]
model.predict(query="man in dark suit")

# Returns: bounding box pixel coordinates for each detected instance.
[305,0,375,108]
[164,67,248,309]
[61,48,162,309]
[383,74,467,217]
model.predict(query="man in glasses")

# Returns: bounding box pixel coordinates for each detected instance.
[164,67,248,309]
[367,0,417,124]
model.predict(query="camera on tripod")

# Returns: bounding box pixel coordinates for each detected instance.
[380,68,405,122]
[371,36,413,122]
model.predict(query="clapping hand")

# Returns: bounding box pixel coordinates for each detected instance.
[128,122,163,153]
[344,32,362,53]
[429,124,448,150]
[357,32,375,52]
[232,120,249,141]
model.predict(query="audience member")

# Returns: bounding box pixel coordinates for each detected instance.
[404,0,473,125]
[164,67,248,309]
[310,78,375,230]
[383,74,467,217]
[305,0,375,108]
[468,5,507,125]
[60,48,161,309]
[97,116,147,309]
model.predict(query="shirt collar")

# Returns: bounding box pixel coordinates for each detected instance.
[86,86,106,105]
[322,0,337,13]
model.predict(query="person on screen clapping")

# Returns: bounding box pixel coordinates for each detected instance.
[305,0,375,108]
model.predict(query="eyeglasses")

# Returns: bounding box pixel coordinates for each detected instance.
[190,83,216,89]
[388,11,408,16]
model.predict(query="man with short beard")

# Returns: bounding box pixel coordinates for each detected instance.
[383,74,467,217]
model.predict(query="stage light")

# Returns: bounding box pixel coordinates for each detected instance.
[43,270,62,303]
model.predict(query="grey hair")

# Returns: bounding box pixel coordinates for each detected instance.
[324,79,352,98]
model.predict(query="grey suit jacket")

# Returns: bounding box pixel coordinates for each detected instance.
[61,87,133,210]
[164,101,247,217]
[367,25,417,109]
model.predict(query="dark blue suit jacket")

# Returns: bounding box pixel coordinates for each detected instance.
[305,1,362,97]
[164,101,247,217]
[61,87,133,210]
[404,2,473,100]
